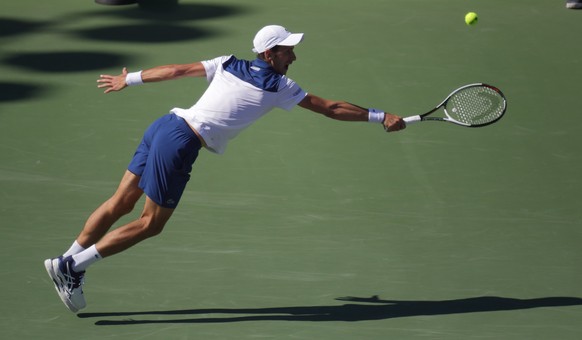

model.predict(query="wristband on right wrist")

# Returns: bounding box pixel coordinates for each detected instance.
[368,108,385,123]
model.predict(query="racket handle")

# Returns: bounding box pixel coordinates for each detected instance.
[403,115,421,125]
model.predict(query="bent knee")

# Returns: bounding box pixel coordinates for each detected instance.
[137,198,174,238]
[108,195,139,216]
[138,216,167,238]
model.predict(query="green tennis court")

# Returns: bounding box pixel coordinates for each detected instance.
[2,0,582,338]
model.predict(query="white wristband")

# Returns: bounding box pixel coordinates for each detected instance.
[125,71,143,86]
[368,108,385,123]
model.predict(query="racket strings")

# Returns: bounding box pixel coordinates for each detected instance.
[446,87,505,126]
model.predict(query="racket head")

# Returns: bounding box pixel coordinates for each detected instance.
[443,83,507,127]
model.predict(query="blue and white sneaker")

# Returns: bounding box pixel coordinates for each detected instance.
[44,256,86,313]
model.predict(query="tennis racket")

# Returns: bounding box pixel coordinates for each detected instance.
[400,83,507,128]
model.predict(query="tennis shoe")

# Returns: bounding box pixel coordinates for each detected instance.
[44,256,86,313]
[567,0,582,9]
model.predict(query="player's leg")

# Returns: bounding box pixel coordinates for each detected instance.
[60,122,152,260]
[43,171,144,313]
[80,114,200,259]
[44,123,151,313]
[86,114,202,258]
[75,170,144,249]
[93,196,174,258]
[45,113,201,312]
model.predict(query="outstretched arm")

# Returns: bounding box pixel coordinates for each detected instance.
[298,93,405,132]
[97,62,206,94]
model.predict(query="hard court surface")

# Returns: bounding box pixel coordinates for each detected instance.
[1,0,581,339]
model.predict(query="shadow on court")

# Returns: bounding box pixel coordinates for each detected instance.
[2,51,133,73]
[0,2,246,102]
[78,296,582,325]
[0,82,49,102]
[76,3,248,22]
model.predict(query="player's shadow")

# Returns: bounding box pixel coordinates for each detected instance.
[78,295,582,325]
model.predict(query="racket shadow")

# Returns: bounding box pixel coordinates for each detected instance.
[78,296,582,325]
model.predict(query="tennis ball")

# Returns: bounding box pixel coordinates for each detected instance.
[465,12,478,26]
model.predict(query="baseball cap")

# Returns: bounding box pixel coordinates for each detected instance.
[252,25,304,53]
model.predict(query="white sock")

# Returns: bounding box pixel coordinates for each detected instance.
[72,245,102,272]
[63,240,86,257]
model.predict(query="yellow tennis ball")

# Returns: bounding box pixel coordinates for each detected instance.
[465,12,478,26]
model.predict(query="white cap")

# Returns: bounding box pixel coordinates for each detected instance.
[252,25,304,54]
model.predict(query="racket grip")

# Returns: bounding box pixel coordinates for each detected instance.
[403,115,422,125]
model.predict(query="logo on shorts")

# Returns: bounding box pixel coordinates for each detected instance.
[166,199,176,206]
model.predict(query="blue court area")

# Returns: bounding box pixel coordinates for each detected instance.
[1,0,582,338]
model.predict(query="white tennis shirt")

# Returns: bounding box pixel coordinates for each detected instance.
[172,55,307,154]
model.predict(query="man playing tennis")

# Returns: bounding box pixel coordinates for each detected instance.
[44,24,405,313]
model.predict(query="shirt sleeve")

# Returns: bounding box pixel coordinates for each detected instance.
[201,55,233,83]
[277,77,307,111]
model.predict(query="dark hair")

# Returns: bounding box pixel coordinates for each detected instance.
[257,45,281,60]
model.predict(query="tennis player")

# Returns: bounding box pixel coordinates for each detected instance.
[44,25,405,313]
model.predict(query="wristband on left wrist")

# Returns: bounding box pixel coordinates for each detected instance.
[125,71,144,86]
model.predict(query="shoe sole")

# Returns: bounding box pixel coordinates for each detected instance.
[44,258,80,313]
[44,259,61,294]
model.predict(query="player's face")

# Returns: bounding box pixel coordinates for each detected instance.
[267,46,297,75]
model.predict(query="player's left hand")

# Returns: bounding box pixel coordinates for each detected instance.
[97,67,129,94]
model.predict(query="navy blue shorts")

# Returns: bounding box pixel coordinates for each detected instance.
[128,114,202,208]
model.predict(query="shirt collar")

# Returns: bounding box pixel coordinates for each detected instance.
[251,58,274,71]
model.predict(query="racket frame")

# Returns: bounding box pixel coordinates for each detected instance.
[403,83,507,128]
